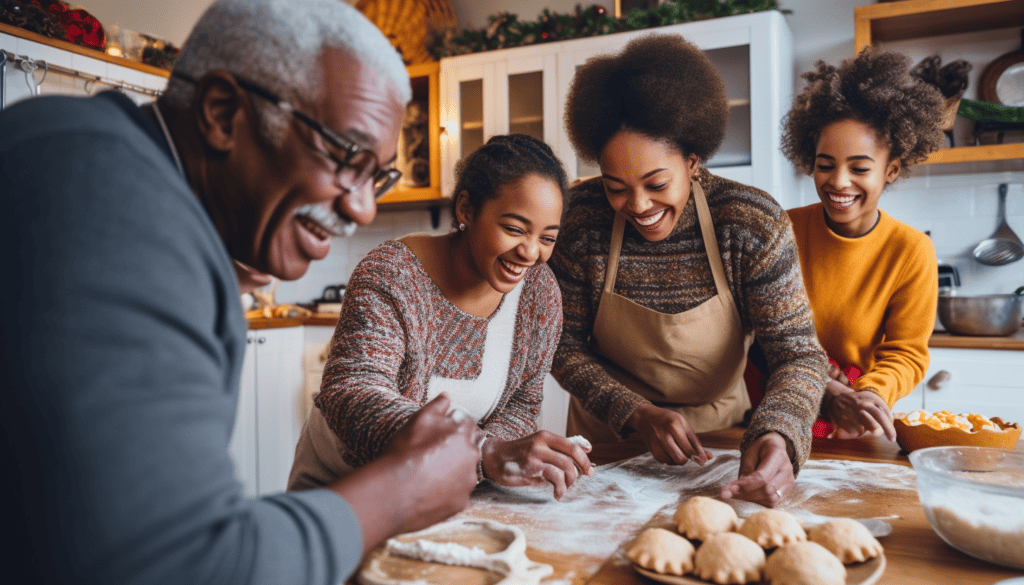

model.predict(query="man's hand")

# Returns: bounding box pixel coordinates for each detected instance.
[626,404,712,466]
[332,393,480,553]
[720,432,794,507]
[824,380,896,441]
[481,431,594,500]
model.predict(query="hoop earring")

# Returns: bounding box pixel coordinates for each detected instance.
[459,223,466,231]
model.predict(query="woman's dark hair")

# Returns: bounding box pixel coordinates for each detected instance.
[564,33,728,163]
[450,133,569,228]
[781,48,945,178]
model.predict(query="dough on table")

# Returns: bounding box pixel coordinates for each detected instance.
[693,532,765,585]
[737,509,806,549]
[807,518,883,563]
[625,527,695,576]
[673,496,739,541]
[764,541,845,585]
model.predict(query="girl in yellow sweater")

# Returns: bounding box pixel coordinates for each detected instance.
[780,49,945,441]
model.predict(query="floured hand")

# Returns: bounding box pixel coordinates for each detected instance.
[481,431,594,500]
[720,432,794,507]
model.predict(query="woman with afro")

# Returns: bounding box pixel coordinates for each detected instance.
[549,34,828,508]
[780,49,944,442]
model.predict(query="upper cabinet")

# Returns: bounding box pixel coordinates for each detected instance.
[439,10,798,209]
[378,61,443,205]
[854,0,1024,165]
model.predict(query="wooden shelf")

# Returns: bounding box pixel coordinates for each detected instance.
[0,22,170,78]
[854,0,1024,166]
[854,0,1024,51]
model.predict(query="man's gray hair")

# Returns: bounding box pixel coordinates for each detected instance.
[161,0,411,147]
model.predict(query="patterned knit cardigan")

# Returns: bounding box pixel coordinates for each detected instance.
[316,240,563,467]
[548,168,827,471]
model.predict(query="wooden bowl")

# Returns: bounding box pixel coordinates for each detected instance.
[894,416,1021,453]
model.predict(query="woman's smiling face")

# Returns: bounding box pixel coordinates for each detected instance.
[813,118,901,238]
[460,173,563,294]
[598,130,700,242]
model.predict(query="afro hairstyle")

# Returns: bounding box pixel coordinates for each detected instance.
[781,48,945,178]
[564,33,728,163]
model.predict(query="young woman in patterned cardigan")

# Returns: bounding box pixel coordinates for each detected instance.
[289,134,593,500]
[550,34,828,508]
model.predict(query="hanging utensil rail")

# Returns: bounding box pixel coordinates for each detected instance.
[0,49,163,98]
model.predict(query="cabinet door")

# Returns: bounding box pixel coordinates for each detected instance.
[253,327,306,495]
[440,60,496,196]
[921,348,1024,425]
[228,332,259,497]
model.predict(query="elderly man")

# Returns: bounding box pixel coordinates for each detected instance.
[0,1,480,584]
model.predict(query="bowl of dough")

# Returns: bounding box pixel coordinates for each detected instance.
[909,446,1024,570]
[625,496,885,585]
[893,410,1021,453]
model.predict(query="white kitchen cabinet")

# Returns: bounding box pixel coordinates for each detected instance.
[910,347,1024,425]
[227,327,305,496]
[439,10,798,208]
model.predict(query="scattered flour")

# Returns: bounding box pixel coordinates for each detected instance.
[387,539,502,572]
[463,448,917,578]
[568,435,593,451]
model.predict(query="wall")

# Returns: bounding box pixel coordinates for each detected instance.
[3,0,1021,302]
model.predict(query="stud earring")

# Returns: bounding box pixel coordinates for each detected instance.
[459,223,466,231]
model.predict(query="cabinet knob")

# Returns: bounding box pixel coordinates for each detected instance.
[927,370,952,390]
[257,336,266,344]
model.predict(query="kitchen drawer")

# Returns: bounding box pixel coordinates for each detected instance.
[920,348,1024,424]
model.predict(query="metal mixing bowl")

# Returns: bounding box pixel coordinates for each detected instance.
[937,294,1023,336]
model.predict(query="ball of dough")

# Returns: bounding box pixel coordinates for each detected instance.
[737,509,807,549]
[764,541,846,585]
[673,496,739,541]
[807,518,883,564]
[625,527,696,576]
[693,532,765,585]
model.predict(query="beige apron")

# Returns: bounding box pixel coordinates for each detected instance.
[567,179,753,458]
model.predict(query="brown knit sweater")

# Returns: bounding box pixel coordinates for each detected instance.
[315,240,563,467]
[548,169,827,470]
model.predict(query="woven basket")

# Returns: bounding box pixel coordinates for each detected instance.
[940,92,963,132]
[357,0,458,64]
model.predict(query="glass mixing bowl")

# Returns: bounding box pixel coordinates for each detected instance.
[909,446,1024,569]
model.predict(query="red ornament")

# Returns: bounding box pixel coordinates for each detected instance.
[61,8,106,50]
[595,5,606,16]
[541,31,548,39]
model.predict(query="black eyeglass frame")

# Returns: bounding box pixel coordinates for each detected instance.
[171,71,402,199]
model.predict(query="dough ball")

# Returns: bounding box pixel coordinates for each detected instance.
[693,532,765,585]
[764,541,846,585]
[673,496,739,541]
[625,527,695,576]
[737,509,807,549]
[807,518,883,563]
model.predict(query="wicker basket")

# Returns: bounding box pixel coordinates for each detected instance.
[940,92,963,132]
[357,0,457,65]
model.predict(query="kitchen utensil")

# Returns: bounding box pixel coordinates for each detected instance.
[973,184,1024,266]
[909,446,1024,570]
[937,293,1023,336]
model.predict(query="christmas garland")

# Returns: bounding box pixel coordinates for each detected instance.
[430,1,789,59]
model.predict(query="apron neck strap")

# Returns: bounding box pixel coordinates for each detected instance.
[603,177,731,298]
[690,179,730,297]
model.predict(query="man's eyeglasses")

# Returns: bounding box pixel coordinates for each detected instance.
[171,72,401,199]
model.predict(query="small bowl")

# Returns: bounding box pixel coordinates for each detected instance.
[909,447,1024,569]
[938,294,1023,336]
[894,416,1021,453]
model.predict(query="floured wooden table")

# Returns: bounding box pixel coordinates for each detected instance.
[451,427,1024,585]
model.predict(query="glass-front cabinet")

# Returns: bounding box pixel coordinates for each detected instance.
[440,10,797,208]
[379,61,442,204]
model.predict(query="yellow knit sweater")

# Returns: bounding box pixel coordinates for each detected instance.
[787,204,937,406]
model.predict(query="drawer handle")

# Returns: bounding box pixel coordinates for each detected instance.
[927,370,952,390]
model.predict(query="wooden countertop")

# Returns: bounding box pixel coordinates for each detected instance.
[249,314,1024,351]
[458,427,1024,585]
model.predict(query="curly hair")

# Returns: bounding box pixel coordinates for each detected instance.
[450,133,569,229]
[564,33,728,163]
[781,48,945,178]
